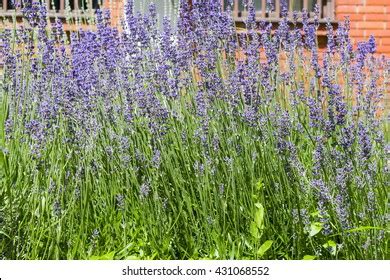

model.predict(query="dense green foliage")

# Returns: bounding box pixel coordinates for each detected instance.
[0,1,388,260]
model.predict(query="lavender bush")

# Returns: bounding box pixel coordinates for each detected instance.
[0,0,388,260]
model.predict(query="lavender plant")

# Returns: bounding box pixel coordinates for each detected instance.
[0,0,388,260]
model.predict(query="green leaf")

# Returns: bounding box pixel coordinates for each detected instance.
[257,240,273,257]
[254,202,263,209]
[323,240,337,248]
[309,222,323,237]
[0,230,11,239]
[345,226,385,233]
[310,211,320,217]
[254,203,264,230]
[256,180,263,190]
[303,255,316,260]
[323,240,337,256]
[250,222,260,238]
[227,233,232,244]
[329,226,388,237]
[124,255,140,260]
[89,251,115,260]
[116,243,134,259]
[244,238,254,250]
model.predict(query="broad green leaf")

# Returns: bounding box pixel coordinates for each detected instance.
[323,240,337,248]
[303,255,316,260]
[309,222,323,237]
[254,202,263,209]
[250,222,259,238]
[310,211,320,217]
[89,251,115,260]
[257,240,273,257]
[124,255,140,260]
[323,240,337,256]
[254,203,264,230]
[41,197,46,210]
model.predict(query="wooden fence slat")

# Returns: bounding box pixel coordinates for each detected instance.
[317,0,322,18]
[330,0,335,20]
[261,0,265,17]
[275,0,280,18]
[234,0,239,18]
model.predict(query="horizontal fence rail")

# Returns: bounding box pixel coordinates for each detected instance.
[224,0,335,21]
[0,0,101,16]
[1,1,335,21]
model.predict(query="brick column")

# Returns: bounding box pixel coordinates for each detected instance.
[103,0,124,26]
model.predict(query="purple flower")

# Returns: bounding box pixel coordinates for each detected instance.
[367,35,376,54]
[312,137,325,177]
[140,182,151,199]
[152,149,161,168]
[116,194,125,210]
[311,179,332,235]
[358,122,372,161]
[308,97,323,128]
[53,200,61,217]
[245,0,256,30]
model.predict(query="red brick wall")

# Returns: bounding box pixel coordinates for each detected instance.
[336,0,390,56]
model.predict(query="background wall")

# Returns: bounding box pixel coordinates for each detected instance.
[336,0,390,56]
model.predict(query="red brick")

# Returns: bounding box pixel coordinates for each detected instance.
[380,38,390,46]
[368,30,390,37]
[336,5,358,14]
[349,29,366,37]
[337,13,364,21]
[376,45,390,54]
[357,22,386,29]
[366,0,389,5]
[350,22,358,29]
[364,14,390,21]
[103,0,123,26]
[352,37,368,44]
[337,0,364,4]
[357,6,386,14]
